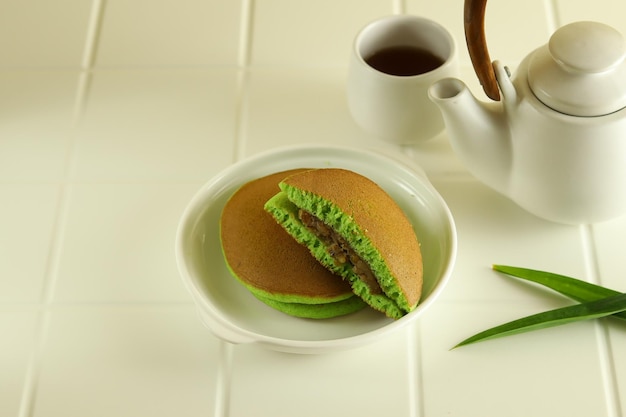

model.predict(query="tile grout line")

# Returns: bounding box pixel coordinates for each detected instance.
[407,322,425,417]
[580,224,622,417]
[214,341,235,417]
[81,0,107,70]
[232,0,254,162]
[540,17,623,417]
[16,309,51,417]
[211,1,253,414]
[17,2,106,417]
[43,0,105,310]
[543,0,561,32]
[392,0,406,15]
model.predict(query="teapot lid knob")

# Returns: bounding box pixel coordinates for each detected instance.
[550,21,626,73]
[528,21,626,116]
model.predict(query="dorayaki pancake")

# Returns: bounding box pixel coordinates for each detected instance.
[252,293,368,320]
[264,168,423,319]
[220,169,366,319]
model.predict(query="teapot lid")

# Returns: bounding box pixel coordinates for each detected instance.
[528,21,626,117]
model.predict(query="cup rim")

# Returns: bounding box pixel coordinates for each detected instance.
[353,14,457,79]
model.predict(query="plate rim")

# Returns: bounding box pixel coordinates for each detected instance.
[175,143,457,353]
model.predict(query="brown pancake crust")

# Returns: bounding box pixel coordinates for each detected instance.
[220,169,353,299]
[281,168,423,306]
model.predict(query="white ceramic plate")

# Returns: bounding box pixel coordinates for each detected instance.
[175,144,457,354]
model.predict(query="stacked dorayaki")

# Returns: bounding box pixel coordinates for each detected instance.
[220,168,423,320]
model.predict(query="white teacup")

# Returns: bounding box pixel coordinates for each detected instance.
[347,15,459,144]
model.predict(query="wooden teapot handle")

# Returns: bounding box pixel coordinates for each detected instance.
[464,0,501,100]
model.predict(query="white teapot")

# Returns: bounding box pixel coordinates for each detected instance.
[428,0,626,224]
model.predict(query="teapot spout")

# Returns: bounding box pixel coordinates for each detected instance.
[428,78,511,195]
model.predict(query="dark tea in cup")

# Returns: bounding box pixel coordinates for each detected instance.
[365,45,444,76]
[347,15,458,144]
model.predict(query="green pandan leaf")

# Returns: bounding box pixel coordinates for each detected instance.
[453,292,626,348]
[493,265,626,321]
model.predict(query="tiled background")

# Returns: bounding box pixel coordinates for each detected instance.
[2,0,626,416]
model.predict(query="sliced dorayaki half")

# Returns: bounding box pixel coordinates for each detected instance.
[264,168,423,319]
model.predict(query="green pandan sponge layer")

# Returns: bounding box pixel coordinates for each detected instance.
[253,293,366,319]
[264,191,406,319]
[280,181,414,314]
[221,253,355,305]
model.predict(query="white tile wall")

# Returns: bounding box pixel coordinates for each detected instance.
[250,0,393,68]
[556,0,626,35]
[0,72,79,181]
[94,0,243,68]
[432,179,588,303]
[420,301,610,417]
[0,0,93,69]
[0,185,59,303]
[243,67,373,155]
[71,70,238,182]
[52,184,196,303]
[230,328,414,417]
[2,1,626,416]
[0,311,39,416]
[32,306,220,417]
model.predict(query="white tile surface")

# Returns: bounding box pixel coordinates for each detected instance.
[53,184,198,303]
[0,72,79,181]
[229,326,414,417]
[608,320,626,412]
[2,1,626,416]
[0,185,59,303]
[0,310,39,417]
[32,306,220,417]
[250,0,393,68]
[420,301,611,417]
[95,0,243,68]
[243,67,377,156]
[556,0,626,35]
[0,0,92,68]
[71,70,238,182]
[592,216,626,292]
[591,215,626,412]
[432,178,589,303]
